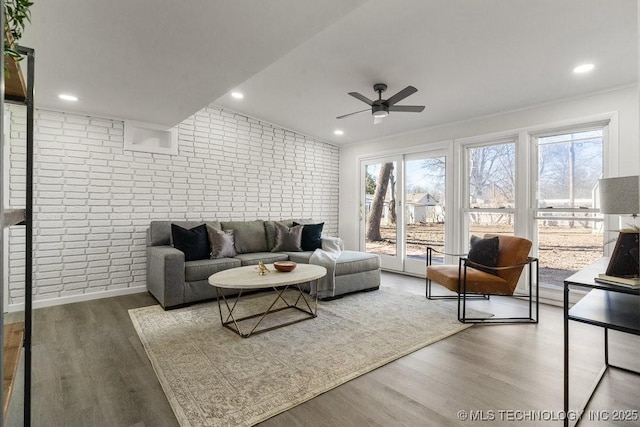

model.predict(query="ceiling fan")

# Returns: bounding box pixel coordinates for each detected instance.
[337,83,425,124]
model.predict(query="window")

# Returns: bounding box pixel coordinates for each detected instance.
[534,129,604,287]
[464,141,516,240]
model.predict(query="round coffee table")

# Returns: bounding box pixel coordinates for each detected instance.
[208,263,326,338]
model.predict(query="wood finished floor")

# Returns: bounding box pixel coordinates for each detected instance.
[18,273,640,426]
[3,322,24,424]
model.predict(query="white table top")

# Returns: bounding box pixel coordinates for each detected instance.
[208,263,327,290]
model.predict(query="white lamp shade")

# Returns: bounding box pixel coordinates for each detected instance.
[598,176,640,214]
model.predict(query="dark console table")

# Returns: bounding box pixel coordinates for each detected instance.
[563,257,640,426]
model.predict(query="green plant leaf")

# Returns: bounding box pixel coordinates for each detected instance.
[3,0,34,77]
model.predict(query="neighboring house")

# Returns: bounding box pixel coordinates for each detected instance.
[366,192,444,225]
[405,192,443,224]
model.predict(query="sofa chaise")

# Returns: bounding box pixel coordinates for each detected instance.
[146,219,381,309]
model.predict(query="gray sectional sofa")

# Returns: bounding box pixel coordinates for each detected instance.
[146,219,381,309]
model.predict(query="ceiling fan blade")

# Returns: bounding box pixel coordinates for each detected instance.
[388,105,425,113]
[373,115,385,125]
[385,86,418,106]
[336,108,370,119]
[348,92,374,106]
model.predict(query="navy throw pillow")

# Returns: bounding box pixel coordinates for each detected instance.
[171,223,210,261]
[467,235,499,275]
[293,222,324,251]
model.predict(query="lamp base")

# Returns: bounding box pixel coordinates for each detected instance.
[606,231,639,278]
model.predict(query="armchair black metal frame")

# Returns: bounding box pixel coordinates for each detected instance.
[425,246,489,301]
[457,256,540,324]
[425,246,539,324]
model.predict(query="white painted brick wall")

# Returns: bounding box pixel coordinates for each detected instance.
[7,105,339,307]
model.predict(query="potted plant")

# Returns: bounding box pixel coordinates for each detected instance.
[4,0,33,77]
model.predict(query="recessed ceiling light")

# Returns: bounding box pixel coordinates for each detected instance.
[58,93,78,102]
[573,63,594,74]
[334,130,344,136]
[231,92,244,99]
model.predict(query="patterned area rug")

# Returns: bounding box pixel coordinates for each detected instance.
[129,286,486,426]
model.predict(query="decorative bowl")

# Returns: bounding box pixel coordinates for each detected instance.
[273,261,297,272]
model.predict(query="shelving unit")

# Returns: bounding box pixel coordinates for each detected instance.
[1,44,34,426]
[563,258,640,427]
[4,57,27,102]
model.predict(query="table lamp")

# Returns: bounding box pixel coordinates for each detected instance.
[599,176,640,220]
[598,176,640,280]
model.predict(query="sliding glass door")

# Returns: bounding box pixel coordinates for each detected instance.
[361,157,403,271]
[403,152,447,275]
[360,150,448,274]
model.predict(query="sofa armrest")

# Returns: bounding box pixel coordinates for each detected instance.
[321,236,344,252]
[146,245,185,309]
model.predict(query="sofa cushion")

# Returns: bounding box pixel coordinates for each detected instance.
[207,226,236,258]
[171,224,210,261]
[234,252,289,266]
[220,220,268,254]
[335,251,381,276]
[148,221,221,247]
[271,222,303,252]
[265,219,295,250]
[184,258,241,282]
[284,251,314,264]
[293,222,324,251]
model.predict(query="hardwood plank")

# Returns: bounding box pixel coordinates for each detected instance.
[2,322,23,423]
[25,274,640,426]
[31,293,178,427]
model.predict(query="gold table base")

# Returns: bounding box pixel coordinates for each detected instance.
[214,283,318,338]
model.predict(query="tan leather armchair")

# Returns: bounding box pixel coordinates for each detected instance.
[426,234,539,324]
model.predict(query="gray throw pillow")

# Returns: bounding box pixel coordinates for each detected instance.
[271,222,303,252]
[207,226,236,258]
[220,220,268,253]
[265,219,294,250]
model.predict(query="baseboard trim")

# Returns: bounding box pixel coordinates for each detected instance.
[5,286,148,312]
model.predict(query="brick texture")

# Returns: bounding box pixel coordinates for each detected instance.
[7,105,339,306]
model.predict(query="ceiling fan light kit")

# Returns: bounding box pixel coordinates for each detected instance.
[372,106,389,118]
[337,82,425,124]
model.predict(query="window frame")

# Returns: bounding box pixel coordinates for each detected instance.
[461,137,518,247]
[455,115,616,294]
[529,122,610,288]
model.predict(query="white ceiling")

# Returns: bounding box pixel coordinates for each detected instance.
[21,0,637,145]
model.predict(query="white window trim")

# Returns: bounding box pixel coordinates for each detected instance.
[458,136,518,251]
[357,142,455,273]
[530,121,611,260]
[454,112,618,244]
[354,112,620,302]
[453,113,618,300]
